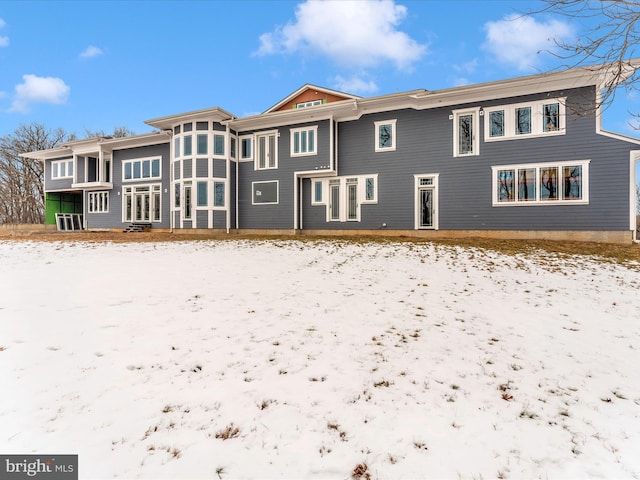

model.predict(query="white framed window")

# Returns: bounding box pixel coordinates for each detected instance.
[123,184,161,222]
[51,159,74,179]
[123,157,161,181]
[213,133,225,157]
[374,119,397,152]
[240,136,253,161]
[311,174,378,222]
[296,99,322,109]
[290,126,317,157]
[252,180,279,205]
[183,181,192,220]
[88,191,109,213]
[214,181,225,207]
[484,98,566,142]
[255,131,278,170]
[491,160,589,206]
[453,107,479,157]
[414,174,439,230]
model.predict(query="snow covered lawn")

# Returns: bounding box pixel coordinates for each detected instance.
[1,239,639,479]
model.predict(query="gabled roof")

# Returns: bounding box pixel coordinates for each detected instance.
[263,84,361,114]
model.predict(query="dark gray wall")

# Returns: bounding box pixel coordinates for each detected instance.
[85,143,171,229]
[301,86,637,231]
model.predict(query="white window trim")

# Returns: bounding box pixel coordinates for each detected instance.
[452,107,479,157]
[254,130,279,170]
[414,174,439,230]
[311,175,378,222]
[122,156,162,182]
[484,98,567,142]
[51,159,74,179]
[88,191,109,213]
[252,180,279,205]
[290,125,318,157]
[122,183,162,223]
[239,135,253,162]
[491,160,590,206]
[374,119,397,153]
[194,178,227,210]
[212,132,226,159]
[296,100,323,109]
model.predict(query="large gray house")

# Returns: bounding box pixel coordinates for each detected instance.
[23,65,640,242]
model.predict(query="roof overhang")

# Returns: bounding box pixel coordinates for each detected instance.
[145,107,236,130]
[263,84,362,114]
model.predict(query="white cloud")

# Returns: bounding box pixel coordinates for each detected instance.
[483,14,574,71]
[79,45,103,59]
[9,74,70,113]
[0,18,8,47]
[333,75,379,94]
[453,58,478,75]
[255,0,426,71]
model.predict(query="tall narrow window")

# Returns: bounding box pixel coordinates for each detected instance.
[184,135,192,156]
[314,181,322,203]
[518,168,536,202]
[453,109,478,156]
[213,134,225,156]
[543,103,560,132]
[330,181,340,221]
[539,166,558,200]
[563,165,582,200]
[489,110,504,138]
[516,107,532,135]
[214,182,225,207]
[256,132,277,169]
[197,181,208,207]
[497,169,515,202]
[365,177,375,201]
[197,134,208,155]
[241,137,252,160]
[374,120,397,152]
[347,180,358,221]
[184,182,192,219]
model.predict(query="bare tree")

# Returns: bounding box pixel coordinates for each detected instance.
[532,1,640,116]
[636,183,640,215]
[83,126,135,139]
[0,123,70,224]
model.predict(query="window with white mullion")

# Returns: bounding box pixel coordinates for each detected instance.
[485,98,566,141]
[255,131,278,170]
[452,108,479,157]
[291,126,317,157]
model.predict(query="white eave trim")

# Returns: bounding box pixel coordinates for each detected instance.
[145,107,236,130]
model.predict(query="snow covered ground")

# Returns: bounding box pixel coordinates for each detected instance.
[1,239,639,479]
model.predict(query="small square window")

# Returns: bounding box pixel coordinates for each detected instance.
[374,120,396,152]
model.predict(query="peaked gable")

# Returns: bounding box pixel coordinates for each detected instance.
[264,84,360,114]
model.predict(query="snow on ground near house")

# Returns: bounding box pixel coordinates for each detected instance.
[1,239,640,479]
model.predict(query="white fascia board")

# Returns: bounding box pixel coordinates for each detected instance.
[101,131,171,152]
[263,84,362,114]
[145,107,236,130]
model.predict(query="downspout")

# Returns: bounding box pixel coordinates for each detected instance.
[225,122,231,234]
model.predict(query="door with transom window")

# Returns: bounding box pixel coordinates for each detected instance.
[415,175,439,229]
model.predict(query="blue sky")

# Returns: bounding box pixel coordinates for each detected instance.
[1,0,639,142]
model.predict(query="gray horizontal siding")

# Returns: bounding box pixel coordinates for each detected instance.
[238,119,332,228]
[302,86,637,231]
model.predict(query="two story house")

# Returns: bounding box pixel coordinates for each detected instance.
[23,64,640,243]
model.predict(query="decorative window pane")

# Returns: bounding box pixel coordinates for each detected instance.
[347,183,358,221]
[539,167,559,200]
[563,165,582,200]
[543,103,560,132]
[152,159,160,177]
[378,124,392,149]
[518,168,536,201]
[214,182,225,207]
[197,134,208,155]
[458,114,473,155]
[197,181,208,207]
[184,135,192,156]
[124,193,132,221]
[175,183,180,207]
[497,169,515,202]
[420,178,433,186]
[153,192,161,221]
[184,184,192,219]
[489,110,504,137]
[516,107,531,135]
[365,177,375,201]
[214,134,225,156]
[241,138,252,159]
[314,181,322,203]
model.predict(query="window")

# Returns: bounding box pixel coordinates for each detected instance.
[197,134,208,155]
[213,134,225,157]
[123,158,161,181]
[492,160,588,205]
[313,180,323,204]
[240,136,252,160]
[183,182,192,220]
[374,119,397,152]
[255,131,277,170]
[197,181,208,207]
[291,126,317,156]
[252,180,278,204]
[214,181,225,207]
[174,137,181,158]
[88,191,109,213]
[51,159,73,179]
[184,135,192,156]
[453,108,479,157]
[484,98,566,141]
[230,137,236,159]
[123,184,161,222]
[312,175,378,222]
[296,100,322,108]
